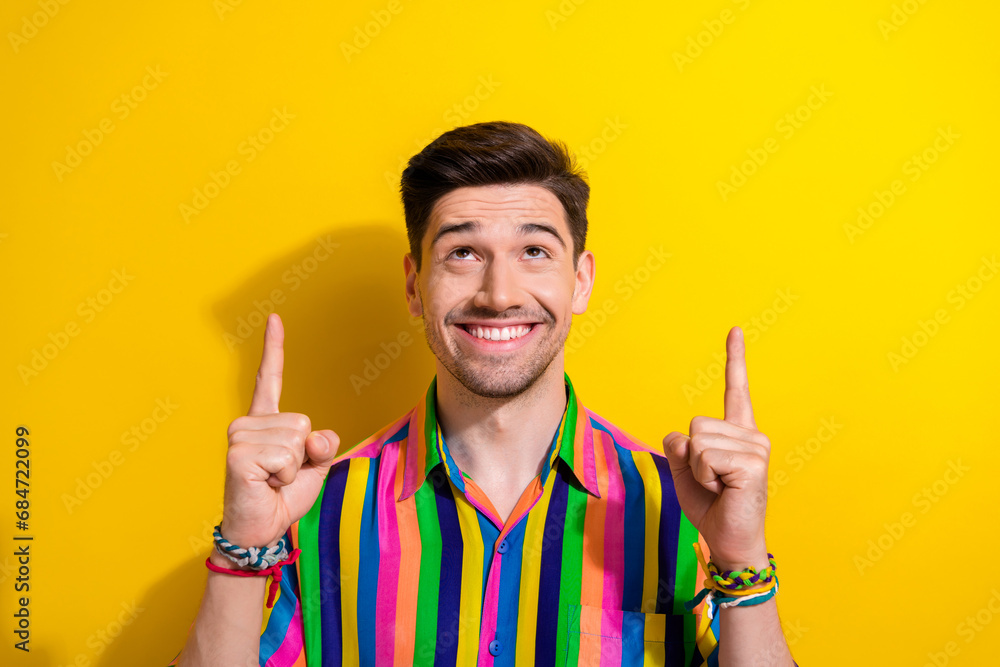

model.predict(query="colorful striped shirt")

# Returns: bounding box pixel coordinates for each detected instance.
[170,372,723,666]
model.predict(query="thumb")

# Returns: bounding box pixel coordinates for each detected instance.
[304,429,340,471]
[661,430,715,530]
[662,431,691,473]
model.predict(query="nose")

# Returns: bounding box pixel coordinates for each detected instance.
[473,257,523,313]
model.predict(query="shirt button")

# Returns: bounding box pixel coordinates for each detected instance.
[489,639,502,656]
[497,539,509,554]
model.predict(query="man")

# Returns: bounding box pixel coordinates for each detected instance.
[171,121,796,665]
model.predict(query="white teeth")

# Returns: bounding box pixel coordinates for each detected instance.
[464,324,532,340]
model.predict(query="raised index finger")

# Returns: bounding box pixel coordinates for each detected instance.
[248,313,284,416]
[723,326,757,429]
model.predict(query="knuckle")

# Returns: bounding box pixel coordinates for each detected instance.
[225,446,246,468]
[276,447,296,468]
[292,413,311,433]
[689,432,706,451]
[283,428,305,453]
[698,446,719,466]
[748,455,769,477]
[227,416,247,439]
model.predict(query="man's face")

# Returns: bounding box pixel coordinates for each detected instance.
[404,183,595,399]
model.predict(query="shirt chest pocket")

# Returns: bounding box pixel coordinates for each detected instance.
[561,604,697,666]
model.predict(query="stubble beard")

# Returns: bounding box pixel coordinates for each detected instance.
[422,307,569,400]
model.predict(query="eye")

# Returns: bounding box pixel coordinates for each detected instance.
[523,246,549,259]
[448,247,476,260]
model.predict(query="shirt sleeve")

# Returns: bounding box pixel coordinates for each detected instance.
[164,527,307,667]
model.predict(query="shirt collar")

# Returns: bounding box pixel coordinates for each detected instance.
[397,371,602,501]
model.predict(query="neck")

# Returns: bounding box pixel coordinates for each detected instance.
[434,356,568,502]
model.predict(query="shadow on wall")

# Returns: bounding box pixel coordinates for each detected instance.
[104,223,436,666]
[212,223,435,449]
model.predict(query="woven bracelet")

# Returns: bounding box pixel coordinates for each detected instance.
[685,542,780,617]
[715,577,779,610]
[708,553,777,591]
[690,541,777,592]
[686,576,779,619]
[212,524,289,570]
[205,548,301,609]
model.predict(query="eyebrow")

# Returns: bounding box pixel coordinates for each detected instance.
[430,220,567,250]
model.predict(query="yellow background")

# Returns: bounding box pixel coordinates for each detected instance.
[3,0,998,664]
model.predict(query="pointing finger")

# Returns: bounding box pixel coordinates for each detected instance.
[724,326,757,430]
[249,313,284,416]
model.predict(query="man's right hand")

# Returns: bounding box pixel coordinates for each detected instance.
[218,312,340,551]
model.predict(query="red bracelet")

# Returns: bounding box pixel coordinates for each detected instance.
[205,548,302,608]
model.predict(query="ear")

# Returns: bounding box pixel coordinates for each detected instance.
[404,252,423,318]
[571,250,596,315]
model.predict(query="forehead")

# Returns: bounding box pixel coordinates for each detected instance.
[427,183,567,234]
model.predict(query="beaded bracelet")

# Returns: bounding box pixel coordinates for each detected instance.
[212,524,289,570]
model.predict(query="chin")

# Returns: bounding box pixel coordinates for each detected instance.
[448,358,557,400]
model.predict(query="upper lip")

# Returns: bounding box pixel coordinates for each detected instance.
[456,321,539,328]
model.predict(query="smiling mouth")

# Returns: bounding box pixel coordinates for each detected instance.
[457,323,536,341]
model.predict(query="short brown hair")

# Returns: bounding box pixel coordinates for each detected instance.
[399,121,589,272]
